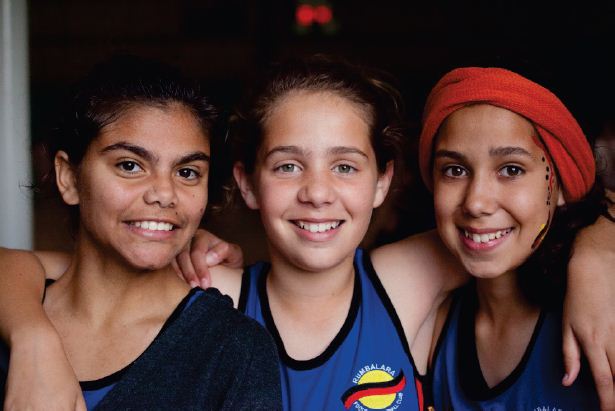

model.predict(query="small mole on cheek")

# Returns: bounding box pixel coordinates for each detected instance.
[541,157,545,162]
[545,175,549,180]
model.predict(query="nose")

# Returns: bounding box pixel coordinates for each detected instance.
[462,173,497,217]
[297,168,336,207]
[143,173,178,208]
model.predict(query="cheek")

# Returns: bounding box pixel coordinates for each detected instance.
[507,184,550,226]
[258,179,294,212]
[79,174,130,214]
[183,188,208,222]
[433,183,459,222]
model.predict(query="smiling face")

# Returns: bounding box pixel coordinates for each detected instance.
[56,103,210,271]
[432,104,564,279]
[234,90,392,273]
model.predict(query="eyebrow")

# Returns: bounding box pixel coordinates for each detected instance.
[101,142,156,162]
[434,146,534,161]
[264,146,302,159]
[175,152,210,166]
[488,146,533,157]
[101,142,210,165]
[264,145,369,160]
[327,146,369,159]
[434,149,467,162]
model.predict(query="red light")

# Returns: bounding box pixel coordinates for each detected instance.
[314,5,332,25]
[296,4,315,27]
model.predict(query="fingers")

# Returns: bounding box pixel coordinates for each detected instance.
[207,241,244,269]
[561,325,581,386]
[584,346,614,410]
[190,246,212,289]
[175,249,199,288]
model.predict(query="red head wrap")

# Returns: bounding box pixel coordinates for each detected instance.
[419,67,595,202]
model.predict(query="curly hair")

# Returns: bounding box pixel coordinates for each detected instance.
[517,181,610,309]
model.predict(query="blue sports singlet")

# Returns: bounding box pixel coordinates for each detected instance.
[0,287,204,410]
[239,248,425,411]
[430,285,599,410]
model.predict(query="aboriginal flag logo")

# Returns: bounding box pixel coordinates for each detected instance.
[341,366,406,410]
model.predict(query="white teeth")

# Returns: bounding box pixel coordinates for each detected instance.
[464,228,511,244]
[297,221,340,233]
[132,221,174,231]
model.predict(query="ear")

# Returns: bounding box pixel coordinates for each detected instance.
[373,160,394,208]
[232,162,259,210]
[55,151,80,205]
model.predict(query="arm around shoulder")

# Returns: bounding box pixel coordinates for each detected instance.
[0,248,48,343]
[562,199,615,410]
[0,248,84,411]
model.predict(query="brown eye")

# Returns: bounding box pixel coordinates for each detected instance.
[499,165,524,177]
[443,165,467,178]
[177,168,199,180]
[117,161,142,173]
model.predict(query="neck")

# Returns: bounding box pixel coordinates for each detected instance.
[474,271,536,323]
[266,249,356,311]
[48,232,190,325]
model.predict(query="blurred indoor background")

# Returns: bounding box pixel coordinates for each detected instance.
[1,0,613,263]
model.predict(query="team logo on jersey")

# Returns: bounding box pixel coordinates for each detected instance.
[341,364,406,410]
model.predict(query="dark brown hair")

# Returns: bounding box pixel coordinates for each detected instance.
[229,55,405,176]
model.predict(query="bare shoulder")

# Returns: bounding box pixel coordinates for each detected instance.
[369,230,465,348]
[371,230,461,287]
[209,265,243,308]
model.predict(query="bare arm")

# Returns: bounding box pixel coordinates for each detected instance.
[0,247,84,411]
[32,250,71,280]
[0,248,48,343]
[562,194,615,410]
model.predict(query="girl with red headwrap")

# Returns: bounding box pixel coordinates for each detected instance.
[424,67,606,409]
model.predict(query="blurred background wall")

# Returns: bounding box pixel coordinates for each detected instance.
[2,0,614,263]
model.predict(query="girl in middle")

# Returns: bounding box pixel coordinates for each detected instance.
[210,55,461,410]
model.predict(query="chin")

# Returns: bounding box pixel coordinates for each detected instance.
[290,249,352,273]
[122,250,177,272]
[459,259,507,280]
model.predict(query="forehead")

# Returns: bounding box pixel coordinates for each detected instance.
[262,90,372,150]
[437,104,539,150]
[96,103,210,153]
